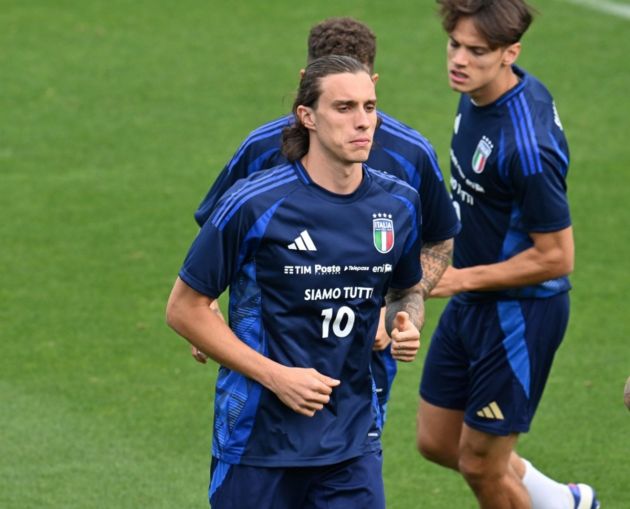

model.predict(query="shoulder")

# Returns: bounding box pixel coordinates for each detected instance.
[227,114,293,170]
[499,69,569,178]
[209,163,301,229]
[366,165,420,199]
[499,68,558,125]
[375,110,436,156]
[243,113,294,141]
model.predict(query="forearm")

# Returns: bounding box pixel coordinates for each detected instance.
[419,238,453,298]
[384,283,425,336]
[166,280,279,389]
[457,233,573,292]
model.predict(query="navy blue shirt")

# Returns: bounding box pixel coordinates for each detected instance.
[449,66,571,301]
[179,162,422,467]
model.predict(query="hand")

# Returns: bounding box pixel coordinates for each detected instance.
[430,266,463,298]
[268,366,340,417]
[373,307,392,351]
[191,345,208,364]
[390,311,420,362]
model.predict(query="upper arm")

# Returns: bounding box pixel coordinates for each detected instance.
[166,277,216,330]
[417,151,461,242]
[508,103,571,233]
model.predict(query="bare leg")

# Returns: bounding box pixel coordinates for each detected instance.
[416,398,463,470]
[458,425,530,509]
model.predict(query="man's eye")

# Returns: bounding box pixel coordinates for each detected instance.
[365,104,375,113]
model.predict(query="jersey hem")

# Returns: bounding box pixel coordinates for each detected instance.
[214,443,381,468]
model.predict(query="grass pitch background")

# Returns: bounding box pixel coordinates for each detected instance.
[1,1,628,507]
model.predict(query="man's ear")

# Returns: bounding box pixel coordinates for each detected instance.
[502,42,521,66]
[296,105,315,129]
[299,68,306,79]
[371,73,379,85]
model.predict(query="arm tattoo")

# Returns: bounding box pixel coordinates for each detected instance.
[384,284,425,336]
[419,238,454,298]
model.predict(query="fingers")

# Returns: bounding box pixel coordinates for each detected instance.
[315,372,341,389]
[191,346,208,364]
[277,369,341,417]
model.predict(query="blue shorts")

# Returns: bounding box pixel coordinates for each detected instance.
[420,293,569,435]
[209,451,385,509]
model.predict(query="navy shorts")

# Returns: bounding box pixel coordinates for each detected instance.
[209,451,385,509]
[420,293,569,435]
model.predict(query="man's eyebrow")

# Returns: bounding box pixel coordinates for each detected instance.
[331,99,377,106]
[449,35,489,51]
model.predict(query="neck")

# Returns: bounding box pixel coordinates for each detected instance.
[472,66,519,106]
[301,151,363,195]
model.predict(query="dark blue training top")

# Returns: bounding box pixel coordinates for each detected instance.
[449,66,572,302]
[179,161,422,467]
[194,110,460,243]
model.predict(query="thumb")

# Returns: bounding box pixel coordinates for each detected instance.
[395,311,410,330]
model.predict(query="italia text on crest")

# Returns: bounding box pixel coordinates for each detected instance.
[372,213,394,254]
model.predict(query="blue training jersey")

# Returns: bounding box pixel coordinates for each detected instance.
[449,66,571,301]
[179,161,423,467]
[194,110,460,243]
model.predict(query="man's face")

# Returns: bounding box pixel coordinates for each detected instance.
[446,17,519,105]
[303,71,377,165]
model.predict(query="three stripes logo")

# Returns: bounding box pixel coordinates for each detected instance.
[288,230,317,251]
[476,401,504,420]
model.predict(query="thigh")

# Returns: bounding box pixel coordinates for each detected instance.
[209,459,305,509]
[420,300,470,410]
[304,452,385,509]
[465,294,570,436]
[416,398,464,470]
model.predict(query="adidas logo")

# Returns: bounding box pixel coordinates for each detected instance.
[288,230,317,251]
[476,401,504,420]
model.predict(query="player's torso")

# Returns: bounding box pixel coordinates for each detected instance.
[251,178,411,373]
[449,90,528,270]
[224,168,419,466]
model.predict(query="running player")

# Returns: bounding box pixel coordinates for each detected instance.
[417,1,600,508]
[192,17,460,425]
[167,55,424,509]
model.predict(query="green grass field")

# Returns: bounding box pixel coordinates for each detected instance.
[2,1,629,507]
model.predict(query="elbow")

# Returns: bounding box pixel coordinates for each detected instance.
[165,296,183,332]
[548,250,574,279]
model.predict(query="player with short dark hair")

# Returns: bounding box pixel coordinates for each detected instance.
[167,54,425,509]
[416,1,600,508]
[192,17,460,426]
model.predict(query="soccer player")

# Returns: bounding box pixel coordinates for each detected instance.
[167,55,425,509]
[191,17,460,425]
[416,2,600,508]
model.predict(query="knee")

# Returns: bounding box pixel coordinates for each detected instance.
[416,433,436,460]
[458,454,484,485]
[416,433,458,470]
[457,451,501,488]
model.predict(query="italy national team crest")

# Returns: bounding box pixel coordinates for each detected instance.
[372,213,394,254]
[471,135,494,174]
